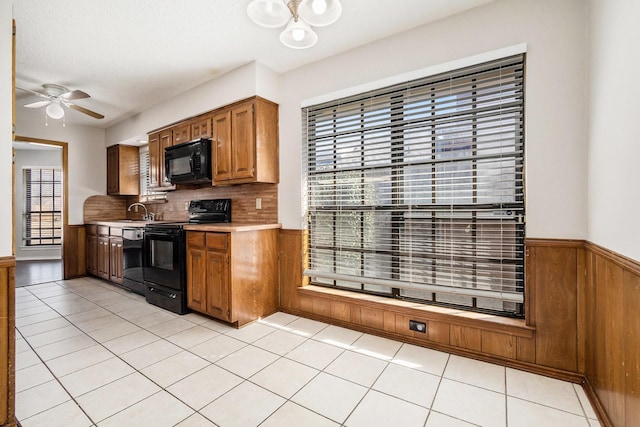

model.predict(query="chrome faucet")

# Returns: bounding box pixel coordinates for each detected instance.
[127,203,154,221]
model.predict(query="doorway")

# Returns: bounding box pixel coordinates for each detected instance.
[12,137,69,286]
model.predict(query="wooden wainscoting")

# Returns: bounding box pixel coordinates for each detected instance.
[63,225,86,279]
[278,230,585,381]
[0,257,16,427]
[583,242,640,427]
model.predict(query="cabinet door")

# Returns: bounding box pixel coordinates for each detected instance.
[173,123,191,145]
[109,237,123,284]
[206,250,230,321]
[186,246,207,313]
[191,116,212,139]
[148,133,160,188]
[159,129,174,188]
[231,103,255,180]
[86,235,98,276]
[97,237,110,280]
[212,110,232,182]
[106,145,119,195]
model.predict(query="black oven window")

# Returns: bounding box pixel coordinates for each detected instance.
[151,240,175,270]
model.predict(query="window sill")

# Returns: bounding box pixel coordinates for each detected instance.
[298,285,534,339]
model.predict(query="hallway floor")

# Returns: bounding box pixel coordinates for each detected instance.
[15,259,62,287]
[15,277,602,426]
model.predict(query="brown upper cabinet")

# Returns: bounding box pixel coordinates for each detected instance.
[106,144,139,195]
[172,122,191,146]
[212,97,279,185]
[148,128,176,190]
[190,115,212,139]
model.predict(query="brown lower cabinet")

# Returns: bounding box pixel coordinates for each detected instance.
[86,225,123,285]
[186,229,278,327]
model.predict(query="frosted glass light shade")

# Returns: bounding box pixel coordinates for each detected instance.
[279,19,318,49]
[46,102,64,119]
[298,0,342,27]
[247,0,291,28]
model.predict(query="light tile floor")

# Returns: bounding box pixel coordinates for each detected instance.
[14,277,602,427]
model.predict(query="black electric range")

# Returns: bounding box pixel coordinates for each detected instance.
[143,199,231,314]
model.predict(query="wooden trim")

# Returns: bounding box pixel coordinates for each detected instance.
[583,376,614,427]
[0,257,16,427]
[585,241,640,276]
[525,238,585,248]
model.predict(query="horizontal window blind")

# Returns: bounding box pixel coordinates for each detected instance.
[23,168,62,246]
[302,54,525,317]
[139,145,166,202]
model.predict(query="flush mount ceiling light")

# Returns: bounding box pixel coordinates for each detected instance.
[247,0,342,49]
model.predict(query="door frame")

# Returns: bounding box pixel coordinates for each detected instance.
[13,136,69,275]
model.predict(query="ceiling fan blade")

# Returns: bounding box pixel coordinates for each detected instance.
[63,101,104,119]
[24,100,52,108]
[60,90,90,100]
[16,86,51,100]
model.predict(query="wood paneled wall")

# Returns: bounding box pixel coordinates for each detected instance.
[0,257,16,427]
[278,230,640,427]
[62,225,86,279]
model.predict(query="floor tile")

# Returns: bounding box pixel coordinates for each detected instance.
[167,364,243,410]
[15,337,30,354]
[291,372,368,424]
[45,344,114,377]
[129,310,177,328]
[19,400,93,427]
[74,314,124,333]
[145,317,196,338]
[425,411,478,427]
[373,363,440,407]
[200,380,285,427]
[312,324,362,349]
[285,317,328,337]
[120,339,182,370]
[58,357,135,397]
[17,316,70,337]
[574,383,598,419]
[15,349,41,370]
[97,390,194,427]
[285,338,345,370]
[15,311,63,329]
[76,372,162,422]
[224,321,276,343]
[101,329,160,355]
[65,307,112,324]
[345,390,429,427]
[506,368,584,415]
[261,401,339,427]
[15,303,54,318]
[15,362,55,393]
[116,304,160,321]
[46,299,99,316]
[253,329,307,355]
[392,343,450,376]
[351,333,402,360]
[86,320,141,342]
[257,312,299,329]
[25,324,84,348]
[589,418,602,427]
[190,334,247,362]
[444,354,506,393]
[324,350,388,387]
[507,396,590,427]
[215,345,280,378]
[198,317,237,333]
[15,379,71,420]
[250,357,319,398]
[165,325,220,349]
[432,378,506,427]
[141,350,210,387]
[174,413,217,427]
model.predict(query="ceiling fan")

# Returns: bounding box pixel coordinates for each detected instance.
[17,84,104,120]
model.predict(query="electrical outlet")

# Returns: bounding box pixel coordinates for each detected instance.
[168,203,174,212]
[409,320,426,333]
[184,201,189,211]
[256,198,262,210]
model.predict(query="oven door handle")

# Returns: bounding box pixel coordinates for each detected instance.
[147,286,177,299]
[145,230,181,238]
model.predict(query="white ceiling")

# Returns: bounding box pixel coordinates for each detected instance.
[13,0,493,128]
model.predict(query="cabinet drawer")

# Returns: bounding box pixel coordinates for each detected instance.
[97,226,110,236]
[206,233,228,251]
[187,231,206,248]
[86,225,97,236]
[109,227,122,237]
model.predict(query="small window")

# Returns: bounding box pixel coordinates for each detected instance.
[138,145,166,202]
[23,168,62,246]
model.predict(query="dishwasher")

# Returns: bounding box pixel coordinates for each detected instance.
[122,228,145,295]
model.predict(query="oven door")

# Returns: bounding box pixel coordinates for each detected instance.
[143,228,184,291]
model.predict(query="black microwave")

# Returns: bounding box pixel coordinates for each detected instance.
[165,138,212,184]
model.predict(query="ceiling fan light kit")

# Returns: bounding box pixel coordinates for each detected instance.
[17,83,104,125]
[247,0,342,49]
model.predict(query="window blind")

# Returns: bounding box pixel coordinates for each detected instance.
[139,145,166,202]
[302,54,525,317]
[23,168,62,246]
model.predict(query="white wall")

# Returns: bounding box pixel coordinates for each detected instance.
[15,113,106,225]
[106,61,281,145]
[278,0,588,237]
[587,0,640,261]
[13,147,63,260]
[0,2,13,256]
